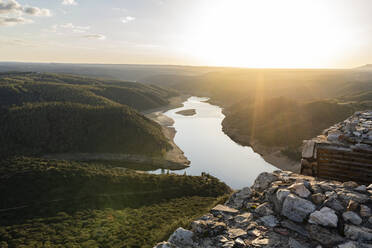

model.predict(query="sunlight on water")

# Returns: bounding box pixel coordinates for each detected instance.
[155,96,277,189]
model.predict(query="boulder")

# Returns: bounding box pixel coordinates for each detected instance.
[343,211,363,225]
[289,238,309,248]
[311,193,326,205]
[288,183,311,198]
[355,185,367,192]
[302,140,315,158]
[309,207,338,227]
[168,228,194,247]
[308,224,344,246]
[252,172,279,192]
[225,187,252,209]
[259,215,278,227]
[342,182,358,188]
[344,225,372,241]
[360,205,371,217]
[282,194,316,222]
[324,197,345,212]
[255,202,274,216]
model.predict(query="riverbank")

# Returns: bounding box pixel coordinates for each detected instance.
[145,95,191,167]
[221,119,301,173]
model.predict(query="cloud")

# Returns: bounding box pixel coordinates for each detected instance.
[83,34,106,40]
[62,0,77,6]
[0,0,21,14]
[121,16,135,24]
[0,0,51,16]
[59,22,90,33]
[0,16,32,26]
[23,6,51,16]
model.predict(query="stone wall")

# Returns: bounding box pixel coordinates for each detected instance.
[155,171,372,248]
[301,110,372,184]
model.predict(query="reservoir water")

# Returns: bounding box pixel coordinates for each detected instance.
[161,96,277,189]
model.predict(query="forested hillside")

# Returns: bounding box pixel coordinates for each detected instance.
[0,157,230,247]
[0,102,170,157]
[222,97,358,158]
[0,72,177,158]
[0,72,178,111]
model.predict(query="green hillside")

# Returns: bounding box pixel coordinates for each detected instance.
[0,102,170,158]
[0,72,178,111]
[0,157,231,248]
[222,97,358,159]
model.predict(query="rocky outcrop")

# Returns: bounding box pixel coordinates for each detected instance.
[155,171,372,248]
[301,110,372,184]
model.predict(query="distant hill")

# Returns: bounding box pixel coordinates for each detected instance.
[0,72,178,111]
[0,72,178,158]
[0,102,170,157]
[355,64,372,71]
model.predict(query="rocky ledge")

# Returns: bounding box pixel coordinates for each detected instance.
[155,171,372,248]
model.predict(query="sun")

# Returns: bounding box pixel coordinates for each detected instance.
[182,0,355,68]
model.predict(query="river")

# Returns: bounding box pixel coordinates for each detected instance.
[159,96,277,189]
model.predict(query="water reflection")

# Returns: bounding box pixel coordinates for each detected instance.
[154,96,277,189]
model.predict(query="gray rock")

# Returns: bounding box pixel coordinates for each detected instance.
[168,228,194,247]
[369,216,372,224]
[324,197,345,212]
[338,241,358,248]
[342,181,359,188]
[234,212,253,227]
[255,202,274,216]
[281,220,309,237]
[289,238,309,248]
[302,140,315,158]
[226,187,252,209]
[309,207,338,227]
[343,211,363,225]
[360,205,371,217]
[338,191,369,204]
[154,241,179,248]
[289,183,311,198]
[211,204,238,216]
[308,224,344,246]
[259,215,278,227]
[344,225,372,241]
[282,194,316,222]
[355,185,367,192]
[277,189,291,203]
[252,172,279,192]
[311,193,326,205]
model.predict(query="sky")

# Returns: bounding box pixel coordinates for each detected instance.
[0,0,372,68]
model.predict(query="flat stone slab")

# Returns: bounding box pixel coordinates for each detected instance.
[211,204,238,215]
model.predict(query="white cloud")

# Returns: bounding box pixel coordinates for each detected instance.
[121,16,135,24]
[0,16,32,26]
[23,6,51,17]
[83,34,106,40]
[62,0,77,6]
[59,22,90,33]
[0,0,21,14]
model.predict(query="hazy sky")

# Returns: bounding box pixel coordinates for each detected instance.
[1,0,372,68]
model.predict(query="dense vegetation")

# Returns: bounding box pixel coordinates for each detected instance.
[0,72,179,158]
[0,102,169,157]
[0,72,178,111]
[0,157,231,247]
[223,97,357,150]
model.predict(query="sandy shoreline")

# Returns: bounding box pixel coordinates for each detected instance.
[144,95,191,168]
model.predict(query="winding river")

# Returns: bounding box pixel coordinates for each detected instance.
[161,96,277,189]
